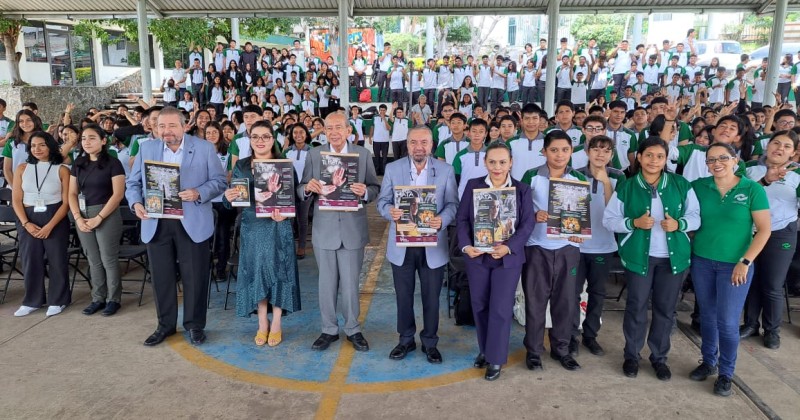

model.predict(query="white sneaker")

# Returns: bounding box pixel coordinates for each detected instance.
[45,305,66,317]
[14,305,39,317]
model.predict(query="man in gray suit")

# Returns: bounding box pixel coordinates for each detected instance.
[377,126,458,364]
[126,107,227,347]
[298,112,380,351]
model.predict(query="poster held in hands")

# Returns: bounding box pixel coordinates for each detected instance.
[144,160,183,219]
[394,185,438,247]
[546,178,592,239]
[253,159,296,217]
[473,187,517,252]
[229,178,251,207]
[318,152,360,211]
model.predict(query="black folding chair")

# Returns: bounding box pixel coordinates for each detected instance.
[206,208,219,308]
[0,205,22,304]
[0,189,17,240]
[118,206,151,306]
[224,213,242,310]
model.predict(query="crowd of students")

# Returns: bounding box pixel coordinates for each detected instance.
[0,30,798,396]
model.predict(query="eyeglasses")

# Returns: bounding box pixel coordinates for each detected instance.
[251,135,274,142]
[584,126,605,133]
[705,155,735,165]
[776,120,795,128]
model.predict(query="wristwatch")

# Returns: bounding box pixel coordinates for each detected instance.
[739,257,752,266]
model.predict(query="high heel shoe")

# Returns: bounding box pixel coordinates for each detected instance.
[254,330,268,346]
[268,330,282,347]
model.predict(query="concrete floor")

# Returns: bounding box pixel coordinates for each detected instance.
[0,209,798,420]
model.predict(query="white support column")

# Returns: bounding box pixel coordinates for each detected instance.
[231,18,240,43]
[153,35,163,86]
[137,0,153,102]
[632,14,644,47]
[426,16,435,58]
[544,0,560,116]
[765,0,788,107]
[338,0,351,112]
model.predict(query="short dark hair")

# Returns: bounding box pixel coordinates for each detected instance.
[555,100,574,113]
[468,118,488,132]
[243,104,263,116]
[582,115,607,129]
[521,103,543,117]
[588,134,614,149]
[450,112,468,124]
[543,129,571,149]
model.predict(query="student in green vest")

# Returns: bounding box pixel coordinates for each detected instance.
[688,142,771,396]
[741,131,798,349]
[603,136,701,381]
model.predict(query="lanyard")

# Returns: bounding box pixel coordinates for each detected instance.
[77,163,98,192]
[34,163,53,194]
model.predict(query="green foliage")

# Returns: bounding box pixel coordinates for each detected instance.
[0,16,25,34]
[447,17,471,43]
[73,20,110,44]
[569,15,628,51]
[241,17,298,39]
[372,17,401,34]
[75,67,92,83]
[383,32,418,54]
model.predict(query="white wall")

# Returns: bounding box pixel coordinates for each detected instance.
[0,34,53,86]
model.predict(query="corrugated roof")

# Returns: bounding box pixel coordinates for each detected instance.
[0,0,794,18]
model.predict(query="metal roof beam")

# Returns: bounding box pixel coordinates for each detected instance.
[147,0,164,18]
[757,0,776,14]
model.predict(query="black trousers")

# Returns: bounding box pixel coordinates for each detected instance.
[390,89,405,108]
[374,142,390,175]
[353,73,366,98]
[623,257,685,364]
[19,204,71,307]
[522,245,580,357]
[375,70,389,101]
[612,74,626,96]
[745,223,797,333]
[211,202,237,274]
[392,140,407,160]
[555,87,572,103]
[477,87,491,110]
[491,88,505,111]
[146,219,211,331]
[588,88,605,103]
[521,86,536,105]
[573,252,612,339]
[391,247,444,348]
[424,89,436,112]
[536,81,546,107]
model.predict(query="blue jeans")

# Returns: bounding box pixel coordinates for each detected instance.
[691,255,753,378]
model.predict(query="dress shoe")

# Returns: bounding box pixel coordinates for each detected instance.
[346,332,369,351]
[568,336,580,357]
[484,364,501,381]
[296,247,306,260]
[143,328,176,346]
[82,301,106,315]
[421,345,442,364]
[582,337,605,356]
[389,342,416,360]
[652,362,672,381]
[623,359,639,378]
[763,330,780,349]
[473,353,489,369]
[551,353,581,371]
[739,324,759,339]
[101,302,120,317]
[311,333,339,351]
[189,329,207,345]
[525,352,543,370]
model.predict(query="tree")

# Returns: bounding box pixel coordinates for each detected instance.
[0,16,26,86]
[468,16,502,58]
[569,15,629,51]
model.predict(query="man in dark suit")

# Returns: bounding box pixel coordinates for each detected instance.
[126,107,227,346]
[298,112,381,352]
[377,126,459,364]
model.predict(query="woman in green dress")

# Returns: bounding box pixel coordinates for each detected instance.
[223,120,301,347]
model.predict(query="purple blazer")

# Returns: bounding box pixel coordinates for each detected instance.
[456,177,535,269]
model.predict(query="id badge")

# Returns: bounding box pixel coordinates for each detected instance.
[33,198,46,213]
[78,193,87,212]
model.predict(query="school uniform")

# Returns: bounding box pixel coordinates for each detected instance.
[476,64,493,110]
[491,65,507,111]
[453,145,487,199]
[507,132,545,181]
[604,172,701,366]
[372,115,391,175]
[389,117,412,160]
[744,160,800,336]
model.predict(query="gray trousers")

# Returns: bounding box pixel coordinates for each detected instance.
[522,244,580,357]
[477,87,491,109]
[314,246,365,336]
[75,205,123,303]
[491,88,505,111]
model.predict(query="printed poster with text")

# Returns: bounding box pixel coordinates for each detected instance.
[546,178,592,239]
[319,152,360,211]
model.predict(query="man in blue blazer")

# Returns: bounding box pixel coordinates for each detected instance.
[126,107,227,347]
[377,126,459,364]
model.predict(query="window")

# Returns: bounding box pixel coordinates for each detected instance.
[652,13,673,22]
[23,25,47,63]
[508,18,517,46]
[102,33,155,68]
[0,41,5,60]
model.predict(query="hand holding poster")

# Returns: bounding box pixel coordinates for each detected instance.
[229,178,251,207]
[253,159,296,217]
[473,187,517,252]
[318,152,360,211]
[394,186,437,247]
[144,161,183,219]
[546,178,592,239]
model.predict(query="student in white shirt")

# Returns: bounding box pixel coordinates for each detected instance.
[490,55,508,112]
[389,107,413,160]
[371,104,392,174]
[521,59,538,105]
[555,55,574,103]
[570,72,589,110]
[506,61,521,105]
[476,55,493,111]
[349,105,365,146]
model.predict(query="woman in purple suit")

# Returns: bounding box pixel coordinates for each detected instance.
[456,142,535,381]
